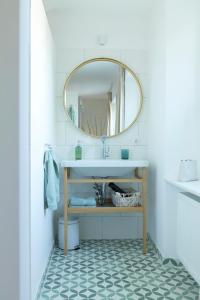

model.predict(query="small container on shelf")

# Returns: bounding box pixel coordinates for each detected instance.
[75,140,82,160]
[112,188,141,207]
[121,149,129,160]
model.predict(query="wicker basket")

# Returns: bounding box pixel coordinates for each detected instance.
[112,189,141,207]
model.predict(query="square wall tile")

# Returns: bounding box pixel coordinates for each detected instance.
[79,216,102,239]
[137,216,143,239]
[84,49,121,61]
[83,145,101,160]
[121,49,149,73]
[55,146,74,160]
[120,212,142,217]
[132,146,148,160]
[81,135,100,146]
[106,124,139,146]
[69,183,94,195]
[138,122,148,145]
[56,73,67,97]
[65,121,82,145]
[102,216,138,239]
[56,97,67,122]
[107,145,121,160]
[137,73,150,99]
[138,100,148,123]
[56,122,66,146]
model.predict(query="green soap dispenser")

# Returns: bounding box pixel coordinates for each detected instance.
[75,140,82,160]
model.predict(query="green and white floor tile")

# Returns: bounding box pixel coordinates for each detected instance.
[38,240,199,300]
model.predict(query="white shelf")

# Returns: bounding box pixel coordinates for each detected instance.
[166,179,200,197]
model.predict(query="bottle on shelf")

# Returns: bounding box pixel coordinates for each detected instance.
[108,183,126,194]
[75,140,82,160]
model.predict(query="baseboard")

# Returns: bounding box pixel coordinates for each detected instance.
[35,243,55,300]
[147,234,181,267]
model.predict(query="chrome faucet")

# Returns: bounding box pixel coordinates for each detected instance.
[101,135,110,159]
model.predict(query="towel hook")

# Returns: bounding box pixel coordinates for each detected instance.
[45,143,53,150]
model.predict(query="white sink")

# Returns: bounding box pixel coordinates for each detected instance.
[61,159,149,168]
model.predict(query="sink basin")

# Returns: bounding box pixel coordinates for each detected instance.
[61,159,149,168]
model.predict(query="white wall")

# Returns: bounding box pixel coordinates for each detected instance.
[164,0,200,258]
[45,0,200,257]
[149,0,200,258]
[45,4,150,239]
[165,0,200,178]
[148,0,166,255]
[46,0,151,50]
[31,0,56,298]
[0,1,31,299]
[19,0,31,299]
[0,1,20,298]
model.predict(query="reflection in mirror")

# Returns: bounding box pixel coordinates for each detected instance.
[64,59,143,137]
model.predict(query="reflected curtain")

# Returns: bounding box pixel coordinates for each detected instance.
[115,67,125,135]
[79,93,111,136]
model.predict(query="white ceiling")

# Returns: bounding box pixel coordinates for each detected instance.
[43,0,152,49]
[43,0,153,15]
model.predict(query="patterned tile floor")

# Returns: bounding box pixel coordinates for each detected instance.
[38,240,199,300]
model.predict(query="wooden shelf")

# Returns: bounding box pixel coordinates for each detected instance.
[67,177,143,184]
[63,166,148,256]
[68,205,143,214]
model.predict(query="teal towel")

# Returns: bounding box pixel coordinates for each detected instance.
[43,150,60,210]
[70,197,96,207]
[70,205,96,208]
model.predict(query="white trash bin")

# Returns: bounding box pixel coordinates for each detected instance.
[58,217,80,250]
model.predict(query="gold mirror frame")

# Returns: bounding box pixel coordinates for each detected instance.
[63,57,143,138]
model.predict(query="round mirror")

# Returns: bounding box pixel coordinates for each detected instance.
[63,58,143,138]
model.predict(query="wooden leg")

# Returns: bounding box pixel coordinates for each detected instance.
[64,168,68,255]
[142,167,148,255]
[135,167,138,178]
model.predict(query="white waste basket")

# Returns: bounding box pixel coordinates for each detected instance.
[58,217,80,250]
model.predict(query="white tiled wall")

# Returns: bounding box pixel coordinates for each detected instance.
[55,48,149,239]
[79,214,142,240]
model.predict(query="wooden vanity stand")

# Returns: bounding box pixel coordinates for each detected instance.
[63,166,148,256]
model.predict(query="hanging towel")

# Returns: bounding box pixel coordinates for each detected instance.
[43,150,60,210]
